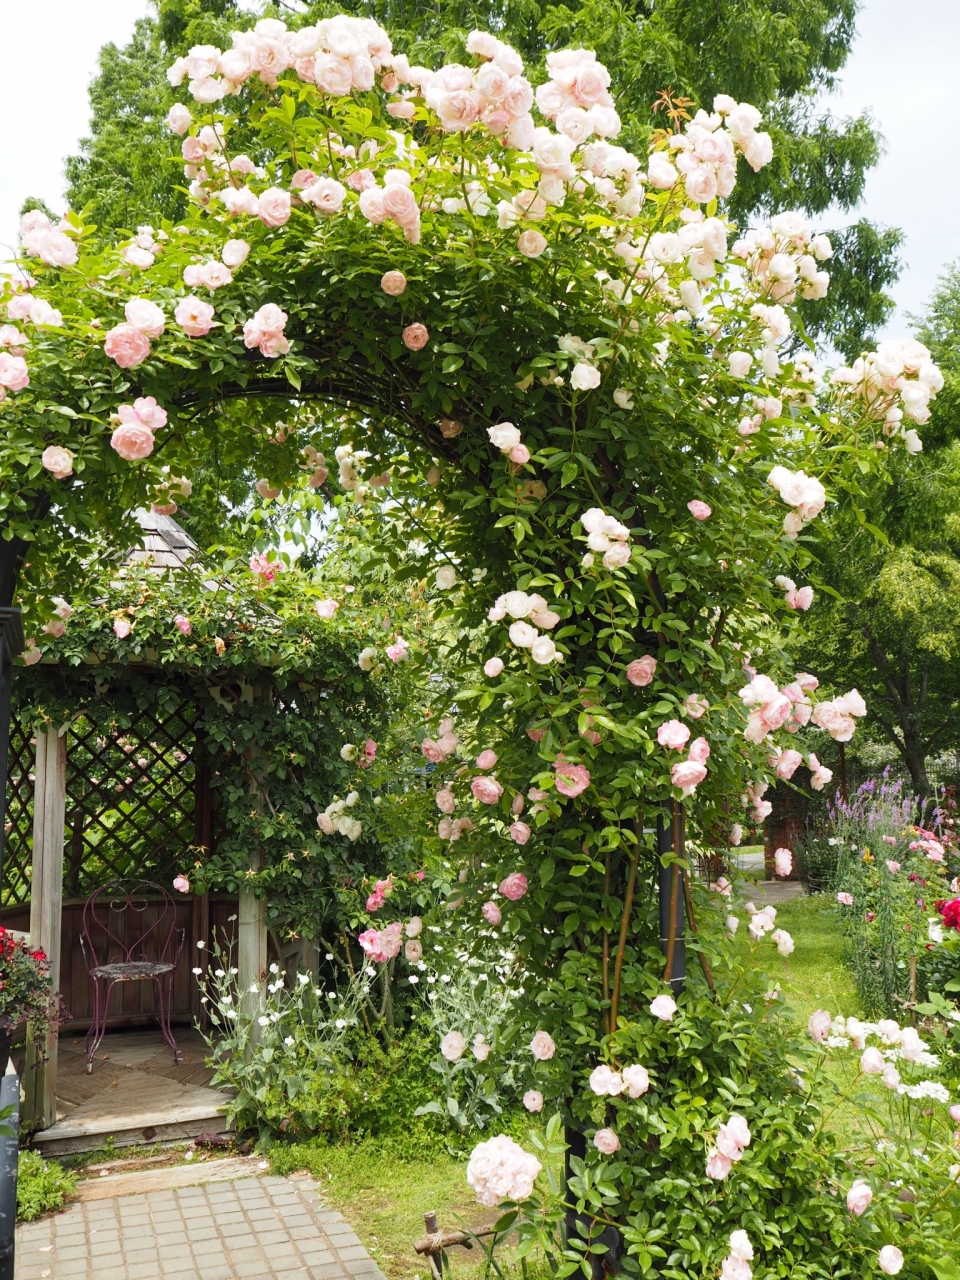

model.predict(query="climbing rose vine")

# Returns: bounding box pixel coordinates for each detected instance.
[0,12,944,1276]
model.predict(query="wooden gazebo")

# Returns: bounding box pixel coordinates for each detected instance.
[1,516,266,1142]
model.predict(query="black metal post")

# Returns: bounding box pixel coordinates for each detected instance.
[657,810,685,992]
[0,1070,18,1280]
[0,608,23,1280]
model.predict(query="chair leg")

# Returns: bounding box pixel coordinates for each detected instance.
[84,979,113,1073]
[153,976,181,1065]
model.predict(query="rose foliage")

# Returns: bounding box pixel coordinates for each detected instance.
[0,12,949,1276]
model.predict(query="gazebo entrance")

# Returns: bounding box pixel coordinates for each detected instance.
[2,696,238,1150]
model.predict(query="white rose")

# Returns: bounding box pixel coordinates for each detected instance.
[570,363,601,391]
[487,421,522,451]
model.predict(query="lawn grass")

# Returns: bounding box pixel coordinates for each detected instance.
[270,1139,545,1280]
[748,891,861,1023]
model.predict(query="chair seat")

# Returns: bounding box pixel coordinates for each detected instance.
[91,961,174,981]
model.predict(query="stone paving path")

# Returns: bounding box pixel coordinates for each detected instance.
[15,1168,388,1280]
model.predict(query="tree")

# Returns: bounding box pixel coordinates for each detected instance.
[790,266,960,801]
[61,0,897,357]
[2,16,943,1269]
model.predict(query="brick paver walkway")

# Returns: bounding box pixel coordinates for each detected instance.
[15,1172,387,1280]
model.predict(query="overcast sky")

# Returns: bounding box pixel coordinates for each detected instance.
[0,0,956,339]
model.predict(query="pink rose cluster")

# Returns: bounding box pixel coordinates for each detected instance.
[738,671,819,742]
[775,575,814,611]
[653,96,773,210]
[588,1062,650,1098]
[732,211,832,306]
[392,30,534,149]
[385,636,409,662]
[243,303,290,357]
[811,688,867,742]
[534,49,619,149]
[167,15,393,105]
[832,337,943,441]
[421,717,458,764]
[658,720,710,797]
[705,1112,751,1181]
[766,466,827,538]
[365,876,393,912]
[19,209,78,268]
[487,583,562,666]
[103,297,166,371]
[111,396,168,462]
[580,506,632,570]
[466,1134,542,1207]
[719,1231,755,1280]
[6,288,63,330]
[358,920,402,963]
[487,421,530,466]
[359,170,422,244]
[910,830,946,862]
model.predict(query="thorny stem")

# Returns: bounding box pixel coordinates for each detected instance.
[602,848,611,1032]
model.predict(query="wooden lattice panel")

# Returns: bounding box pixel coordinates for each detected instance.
[3,713,36,906]
[62,700,199,898]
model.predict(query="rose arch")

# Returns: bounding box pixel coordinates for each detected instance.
[0,13,943,1276]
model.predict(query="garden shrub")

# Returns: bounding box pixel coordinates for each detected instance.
[16,1150,77,1222]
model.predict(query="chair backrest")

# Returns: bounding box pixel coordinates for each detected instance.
[80,881,182,971]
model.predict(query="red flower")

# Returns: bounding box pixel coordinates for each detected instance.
[938,897,960,930]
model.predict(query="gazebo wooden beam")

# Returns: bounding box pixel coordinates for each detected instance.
[24,728,66,1129]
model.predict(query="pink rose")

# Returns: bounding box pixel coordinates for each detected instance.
[315,599,339,618]
[807,1009,832,1042]
[175,615,191,635]
[593,1128,620,1155]
[657,719,690,750]
[878,1247,903,1276]
[402,323,429,351]
[124,297,165,337]
[688,736,710,764]
[476,750,498,769]
[500,872,528,901]
[421,739,447,764]
[258,187,291,226]
[706,1150,732,1180]
[846,1179,873,1215]
[113,618,132,639]
[529,1029,555,1059]
[175,295,216,337]
[221,239,250,267]
[671,760,707,794]
[111,424,155,461]
[861,1047,885,1075]
[649,994,677,1021]
[172,875,190,893]
[517,230,548,258]
[471,776,504,804]
[687,499,711,520]
[554,762,590,798]
[381,270,407,296]
[510,821,531,845]
[386,637,409,662]
[775,748,803,780]
[41,446,74,478]
[837,891,853,906]
[436,789,456,814]
[886,860,901,874]
[482,900,502,925]
[509,443,531,465]
[104,323,151,369]
[484,657,504,677]
[774,847,792,877]
[627,656,657,686]
[405,939,423,962]
[622,1064,650,1097]
[522,1090,543,1112]
[684,694,708,719]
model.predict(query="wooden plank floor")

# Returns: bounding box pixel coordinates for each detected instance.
[32,1028,232,1155]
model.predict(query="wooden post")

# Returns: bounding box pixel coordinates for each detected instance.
[24,729,66,1130]
[237,878,266,1034]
